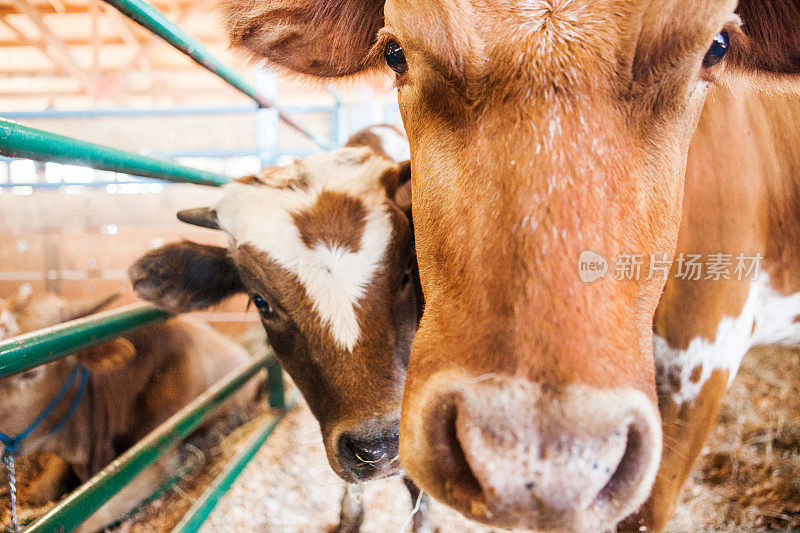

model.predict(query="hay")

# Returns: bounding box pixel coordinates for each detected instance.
[669,345,800,531]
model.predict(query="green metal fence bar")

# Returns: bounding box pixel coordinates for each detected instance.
[266,356,286,410]
[102,0,332,150]
[23,355,274,533]
[0,119,230,187]
[0,302,168,378]
[170,402,294,533]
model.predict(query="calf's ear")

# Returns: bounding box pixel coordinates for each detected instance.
[76,338,137,373]
[733,0,800,75]
[129,241,245,313]
[394,160,412,213]
[223,0,386,77]
[60,292,121,322]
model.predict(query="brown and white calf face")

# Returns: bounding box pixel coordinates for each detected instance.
[221,0,800,528]
[130,146,418,483]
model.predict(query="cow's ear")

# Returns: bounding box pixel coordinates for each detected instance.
[76,338,136,374]
[732,0,800,75]
[129,241,245,312]
[223,0,386,77]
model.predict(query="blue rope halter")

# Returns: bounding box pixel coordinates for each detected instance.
[0,363,89,455]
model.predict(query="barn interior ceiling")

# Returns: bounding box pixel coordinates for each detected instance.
[0,0,345,110]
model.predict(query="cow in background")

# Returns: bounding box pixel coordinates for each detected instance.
[129,126,430,532]
[0,286,256,531]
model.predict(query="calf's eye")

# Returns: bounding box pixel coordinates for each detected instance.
[702,31,729,69]
[384,40,408,75]
[252,295,274,316]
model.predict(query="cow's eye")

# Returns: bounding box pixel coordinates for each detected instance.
[252,295,274,316]
[702,31,729,69]
[384,41,408,75]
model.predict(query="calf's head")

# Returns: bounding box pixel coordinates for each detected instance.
[129,147,418,482]
[223,0,800,528]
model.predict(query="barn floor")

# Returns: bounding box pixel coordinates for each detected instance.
[125,345,800,532]
[3,345,798,532]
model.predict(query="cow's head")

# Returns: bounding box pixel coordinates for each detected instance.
[0,289,130,456]
[129,147,419,483]
[222,0,800,528]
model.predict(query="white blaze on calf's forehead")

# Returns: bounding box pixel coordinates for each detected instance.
[216,147,396,352]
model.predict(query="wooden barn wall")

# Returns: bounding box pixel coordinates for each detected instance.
[0,185,259,339]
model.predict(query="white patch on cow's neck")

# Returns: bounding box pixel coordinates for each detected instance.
[655,273,800,405]
[216,147,395,352]
[370,125,410,163]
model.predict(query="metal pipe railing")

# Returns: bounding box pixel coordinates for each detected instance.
[0,303,169,378]
[1,103,336,120]
[171,397,294,533]
[101,0,332,150]
[265,357,286,411]
[23,353,278,532]
[0,119,230,187]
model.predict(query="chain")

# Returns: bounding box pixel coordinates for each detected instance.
[2,452,18,532]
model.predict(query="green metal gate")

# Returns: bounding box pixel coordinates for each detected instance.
[0,1,316,528]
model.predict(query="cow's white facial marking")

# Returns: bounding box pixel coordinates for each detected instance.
[216,147,396,352]
[655,273,800,405]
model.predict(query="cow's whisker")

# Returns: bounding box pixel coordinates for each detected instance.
[355,452,386,464]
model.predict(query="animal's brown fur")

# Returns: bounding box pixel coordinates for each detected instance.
[732,0,800,75]
[293,191,367,253]
[222,0,385,77]
[217,0,800,529]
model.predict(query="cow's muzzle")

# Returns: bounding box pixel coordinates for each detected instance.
[400,374,662,531]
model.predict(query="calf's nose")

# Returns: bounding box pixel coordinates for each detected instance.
[336,425,399,481]
[400,374,662,531]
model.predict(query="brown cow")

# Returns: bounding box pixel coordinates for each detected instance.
[0,287,256,531]
[219,0,800,530]
[129,128,430,532]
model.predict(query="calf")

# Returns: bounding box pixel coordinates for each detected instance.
[0,287,255,531]
[129,127,428,531]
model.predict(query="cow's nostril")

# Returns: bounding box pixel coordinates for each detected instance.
[430,394,484,500]
[597,424,646,505]
[345,436,386,463]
